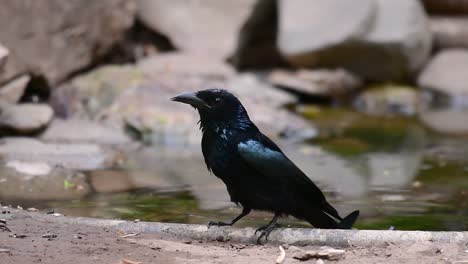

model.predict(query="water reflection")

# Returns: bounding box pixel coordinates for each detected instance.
[0,106,467,231]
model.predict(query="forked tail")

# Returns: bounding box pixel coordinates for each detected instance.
[337,210,360,229]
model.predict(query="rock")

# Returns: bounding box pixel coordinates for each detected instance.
[53,58,316,144]
[0,103,53,135]
[422,0,468,14]
[418,49,468,98]
[353,84,419,116]
[267,69,361,98]
[0,45,8,71]
[418,59,468,133]
[0,138,118,170]
[291,246,346,261]
[6,161,52,176]
[137,53,235,78]
[137,0,257,59]
[278,0,375,66]
[0,0,135,85]
[0,164,89,200]
[230,0,287,69]
[41,119,130,145]
[0,75,30,103]
[278,0,432,82]
[430,17,468,50]
[52,64,147,118]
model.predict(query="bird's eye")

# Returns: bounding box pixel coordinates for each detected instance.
[214,97,222,104]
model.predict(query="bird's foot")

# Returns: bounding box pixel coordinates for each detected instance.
[255,223,279,245]
[207,221,231,228]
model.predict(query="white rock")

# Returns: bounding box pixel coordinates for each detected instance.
[278,0,432,81]
[0,103,53,134]
[0,44,8,70]
[6,161,51,176]
[418,49,468,97]
[137,0,256,59]
[0,74,30,103]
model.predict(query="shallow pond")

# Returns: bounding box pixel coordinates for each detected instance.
[2,106,467,231]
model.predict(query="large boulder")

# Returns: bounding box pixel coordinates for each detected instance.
[52,53,316,145]
[137,0,257,59]
[418,49,468,134]
[278,0,432,82]
[0,0,135,86]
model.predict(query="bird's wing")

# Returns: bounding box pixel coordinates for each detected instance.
[237,137,341,219]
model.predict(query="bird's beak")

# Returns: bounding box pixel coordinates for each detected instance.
[171,92,211,109]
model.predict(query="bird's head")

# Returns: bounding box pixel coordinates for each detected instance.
[171,89,252,130]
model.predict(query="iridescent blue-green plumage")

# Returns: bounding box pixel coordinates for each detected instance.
[172,89,359,243]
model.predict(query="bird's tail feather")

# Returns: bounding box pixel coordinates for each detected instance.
[337,210,360,229]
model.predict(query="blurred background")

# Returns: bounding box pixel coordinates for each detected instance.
[0,0,466,231]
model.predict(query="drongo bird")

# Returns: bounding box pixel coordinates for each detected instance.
[171,89,359,243]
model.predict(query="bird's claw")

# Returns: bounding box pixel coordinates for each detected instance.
[207,221,231,228]
[255,224,279,244]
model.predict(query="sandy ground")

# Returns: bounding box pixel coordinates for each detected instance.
[0,209,467,264]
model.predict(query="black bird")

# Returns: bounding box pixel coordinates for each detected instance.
[171,89,359,243]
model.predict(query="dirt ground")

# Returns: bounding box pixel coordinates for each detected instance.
[0,209,467,264]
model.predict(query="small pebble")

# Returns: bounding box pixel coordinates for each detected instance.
[9,234,27,238]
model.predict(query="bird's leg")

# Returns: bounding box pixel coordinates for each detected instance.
[208,207,251,227]
[255,213,280,244]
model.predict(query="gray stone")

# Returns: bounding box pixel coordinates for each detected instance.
[0,103,53,134]
[278,0,432,81]
[353,84,419,116]
[52,64,148,119]
[0,0,135,85]
[137,53,235,78]
[0,74,30,103]
[53,60,316,144]
[278,0,375,66]
[267,69,361,98]
[41,119,130,145]
[137,0,256,59]
[0,45,8,71]
[27,214,468,247]
[418,49,468,97]
[0,138,118,170]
